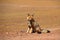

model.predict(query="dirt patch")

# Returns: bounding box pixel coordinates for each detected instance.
[0,28,60,40]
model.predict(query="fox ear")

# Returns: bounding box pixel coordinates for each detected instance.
[32,14,34,16]
[27,13,30,16]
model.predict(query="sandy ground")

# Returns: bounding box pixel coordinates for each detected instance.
[0,28,60,40]
[0,0,60,40]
